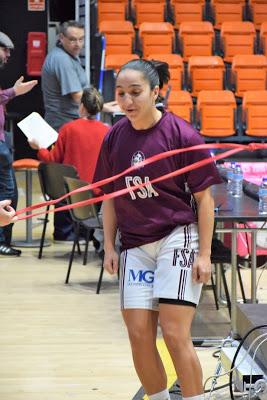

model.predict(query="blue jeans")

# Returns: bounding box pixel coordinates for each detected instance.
[0,139,17,245]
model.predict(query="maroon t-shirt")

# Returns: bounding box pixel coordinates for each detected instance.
[94,111,222,250]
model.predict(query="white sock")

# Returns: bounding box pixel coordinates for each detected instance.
[183,395,205,400]
[149,388,170,400]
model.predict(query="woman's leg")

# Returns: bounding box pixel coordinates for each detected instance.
[122,308,167,396]
[159,304,203,398]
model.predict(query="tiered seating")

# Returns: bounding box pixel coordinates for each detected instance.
[95,0,267,141]
[196,90,237,137]
[188,56,225,96]
[249,0,267,30]
[211,0,246,29]
[179,22,214,61]
[171,0,205,29]
[105,54,140,72]
[231,55,267,98]
[99,20,135,55]
[147,53,184,91]
[220,21,256,63]
[242,91,267,136]
[134,0,166,27]
[167,90,193,122]
[139,22,175,57]
[98,0,128,24]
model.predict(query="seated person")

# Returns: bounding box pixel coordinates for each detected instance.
[29,86,109,242]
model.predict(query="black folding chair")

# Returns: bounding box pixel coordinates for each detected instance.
[63,176,104,294]
[37,162,78,259]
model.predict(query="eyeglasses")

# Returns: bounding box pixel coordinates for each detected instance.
[63,35,85,44]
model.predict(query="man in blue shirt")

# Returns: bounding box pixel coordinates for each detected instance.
[41,20,88,131]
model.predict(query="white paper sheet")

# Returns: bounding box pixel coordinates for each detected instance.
[17,112,58,149]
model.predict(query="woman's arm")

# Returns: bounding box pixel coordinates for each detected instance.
[192,187,215,284]
[103,198,119,275]
[29,128,65,164]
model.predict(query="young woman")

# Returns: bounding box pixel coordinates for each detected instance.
[93,59,222,400]
[29,87,109,242]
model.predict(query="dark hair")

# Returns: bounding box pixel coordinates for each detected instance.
[118,58,170,90]
[59,20,84,35]
[81,87,104,116]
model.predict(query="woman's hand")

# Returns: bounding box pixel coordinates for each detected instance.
[28,138,40,150]
[192,254,211,284]
[103,248,119,275]
[0,200,18,226]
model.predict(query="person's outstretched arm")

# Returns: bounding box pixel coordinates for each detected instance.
[0,200,18,226]
[103,198,119,275]
[13,76,38,96]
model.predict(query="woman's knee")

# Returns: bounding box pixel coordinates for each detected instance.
[161,324,191,352]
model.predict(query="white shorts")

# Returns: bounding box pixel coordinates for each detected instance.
[120,224,202,310]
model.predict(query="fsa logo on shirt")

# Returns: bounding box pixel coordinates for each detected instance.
[125,176,159,200]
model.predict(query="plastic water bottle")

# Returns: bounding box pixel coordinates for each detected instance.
[226,162,236,194]
[258,177,267,214]
[232,164,243,197]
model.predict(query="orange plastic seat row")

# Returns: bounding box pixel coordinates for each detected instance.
[167,90,193,122]
[242,90,267,136]
[170,1,205,29]
[139,22,174,57]
[98,1,127,24]
[260,22,267,55]
[188,56,225,96]
[105,54,140,72]
[135,2,165,27]
[220,21,256,63]
[179,22,214,61]
[197,90,237,137]
[99,20,135,55]
[210,0,246,29]
[248,1,267,30]
[231,55,267,97]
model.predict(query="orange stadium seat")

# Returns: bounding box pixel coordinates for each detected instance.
[98,0,128,24]
[197,90,237,137]
[167,90,193,122]
[242,90,267,136]
[105,54,139,72]
[99,21,135,55]
[249,0,267,30]
[188,56,225,97]
[170,0,205,29]
[220,21,256,63]
[211,0,245,29]
[260,22,267,55]
[179,22,214,61]
[147,53,184,91]
[134,0,165,27]
[231,55,267,97]
[139,22,175,57]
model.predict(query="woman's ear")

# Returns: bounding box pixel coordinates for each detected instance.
[153,85,160,100]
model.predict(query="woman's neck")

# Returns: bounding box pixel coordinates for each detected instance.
[132,108,162,130]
